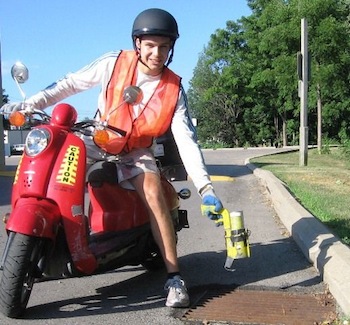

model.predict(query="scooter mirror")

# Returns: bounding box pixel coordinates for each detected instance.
[11,62,29,84]
[123,86,143,105]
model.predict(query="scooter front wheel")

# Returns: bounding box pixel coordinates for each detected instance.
[0,232,46,318]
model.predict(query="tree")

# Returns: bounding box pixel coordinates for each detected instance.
[301,0,350,144]
[189,20,253,146]
[2,89,9,104]
[187,51,222,144]
[2,89,10,130]
[243,1,298,146]
[188,0,350,148]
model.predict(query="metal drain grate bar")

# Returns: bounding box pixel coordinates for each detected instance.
[183,288,336,325]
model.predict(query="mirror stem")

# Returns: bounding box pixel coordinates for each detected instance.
[14,78,26,102]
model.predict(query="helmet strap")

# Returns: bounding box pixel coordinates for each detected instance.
[166,48,174,66]
[134,44,152,71]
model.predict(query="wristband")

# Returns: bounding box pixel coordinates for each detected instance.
[199,184,214,197]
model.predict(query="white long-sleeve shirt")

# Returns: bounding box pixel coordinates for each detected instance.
[26,51,211,193]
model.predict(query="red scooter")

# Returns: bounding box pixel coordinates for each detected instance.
[0,62,190,318]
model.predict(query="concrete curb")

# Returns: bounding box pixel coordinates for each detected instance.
[246,160,350,316]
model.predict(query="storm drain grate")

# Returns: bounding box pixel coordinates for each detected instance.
[181,285,336,325]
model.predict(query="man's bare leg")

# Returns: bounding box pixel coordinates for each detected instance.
[130,172,179,273]
[130,172,190,307]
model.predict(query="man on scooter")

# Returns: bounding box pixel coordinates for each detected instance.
[1,8,223,308]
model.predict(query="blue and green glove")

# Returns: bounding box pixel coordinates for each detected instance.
[200,185,224,226]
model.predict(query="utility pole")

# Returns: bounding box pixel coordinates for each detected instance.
[299,18,309,166]
[0,40,5,170]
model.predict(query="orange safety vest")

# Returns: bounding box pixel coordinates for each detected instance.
[99,50,181,154]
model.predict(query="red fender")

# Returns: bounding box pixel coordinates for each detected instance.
[6,197,98,274]
[6,197,61,239]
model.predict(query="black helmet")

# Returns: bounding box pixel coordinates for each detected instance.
[132,8,179,41]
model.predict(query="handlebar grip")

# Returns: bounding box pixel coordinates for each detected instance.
[107,125,127,137]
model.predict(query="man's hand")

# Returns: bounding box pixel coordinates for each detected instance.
[200,186,224,226]
[0,102,22,115]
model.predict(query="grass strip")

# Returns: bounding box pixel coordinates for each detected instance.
[251,148,350,245]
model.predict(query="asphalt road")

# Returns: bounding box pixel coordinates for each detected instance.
[0,148,327,325]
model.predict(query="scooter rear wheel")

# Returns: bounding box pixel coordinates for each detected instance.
[0,232,45,318]
[141,240,165,272]
[142,251,165,272]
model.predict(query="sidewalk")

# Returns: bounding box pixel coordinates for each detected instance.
[246,159,350,316]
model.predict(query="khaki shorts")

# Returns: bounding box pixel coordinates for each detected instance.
[117,148,159,189]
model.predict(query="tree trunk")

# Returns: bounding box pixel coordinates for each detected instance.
[282,110,287,147]
[274,116,279,147]
[317,82,322,153]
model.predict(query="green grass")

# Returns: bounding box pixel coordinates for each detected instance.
[251,148,350,245]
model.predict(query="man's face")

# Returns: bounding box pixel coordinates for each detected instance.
[136,35,172,75]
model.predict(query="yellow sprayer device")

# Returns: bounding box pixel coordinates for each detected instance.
[221,209,250,270]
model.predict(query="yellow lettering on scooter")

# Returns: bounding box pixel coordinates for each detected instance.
[56,145,79,185]
[13,154,24,185]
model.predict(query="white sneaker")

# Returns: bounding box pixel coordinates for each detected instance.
[164,275,190,307]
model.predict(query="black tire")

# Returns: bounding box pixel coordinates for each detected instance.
[141,240,165,272]
[141,231,178,272]
[0,232,45,318]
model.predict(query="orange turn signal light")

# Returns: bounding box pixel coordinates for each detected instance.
[9,112,26,127]
[93,129,109,146]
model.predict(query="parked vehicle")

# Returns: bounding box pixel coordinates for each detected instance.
[0,62,190,318]
[10,143,25,155]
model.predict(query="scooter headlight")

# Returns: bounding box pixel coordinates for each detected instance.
[25,128,50,156]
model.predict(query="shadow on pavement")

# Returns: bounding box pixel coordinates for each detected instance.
[19,237,321,320]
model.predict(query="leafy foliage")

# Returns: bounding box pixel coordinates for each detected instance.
[187,0,350,148]
[2,89,10,130]
[2,89,9,105]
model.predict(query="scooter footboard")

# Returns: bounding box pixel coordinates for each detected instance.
[6,197,61,239]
